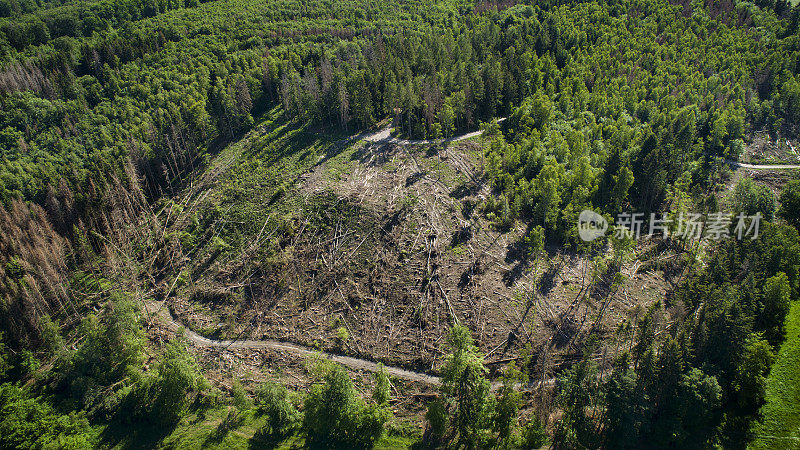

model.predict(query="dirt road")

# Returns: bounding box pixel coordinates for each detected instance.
[725,159,800,170]
[363,118,507,145]
[145,300,568,391]
[146,301,442,385]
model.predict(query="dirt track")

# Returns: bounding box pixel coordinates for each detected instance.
[150,117,620,391]
[145,298,570,393]
[146,300,442,385]
[148,120,520,387]
[150,123,797,393]
[362,118,507,145]
[726,160,800,169]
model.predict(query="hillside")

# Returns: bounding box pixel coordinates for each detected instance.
[1,0,800,448]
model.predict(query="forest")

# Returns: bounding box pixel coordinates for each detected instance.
[0,0,799,447]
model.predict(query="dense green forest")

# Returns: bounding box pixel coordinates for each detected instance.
[0,0,799,447]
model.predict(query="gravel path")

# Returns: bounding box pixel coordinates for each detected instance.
[725,159,800,170]
[363,118,507,145]
[146,301,442,385]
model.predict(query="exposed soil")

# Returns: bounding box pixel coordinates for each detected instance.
[162,129,675,389]
[741,132,800,165]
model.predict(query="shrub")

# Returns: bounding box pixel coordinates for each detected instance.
[211,236,230,253]
[427,324,507,449]
[335,326,349,348]
[231,380,251,411]
[0,333,8,381]
[520,417,548,449]
[256,379,299,437]
[425,398,448,442]
[779,180,800,229]
[760,272,791,344]
[60,293,144,411]
[372,365,390,406]
[38,315,64,357]
[0,384,93,449]
[303,365,389,448]
[731,177,776,220]
[122,339,201,425]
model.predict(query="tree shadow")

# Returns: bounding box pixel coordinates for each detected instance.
[450,224,472,247]
[549,315,580,349]
[449,181,481,199]
[502,239,530,287]
[203,408,253,447]
[501,264,524,288]
[538,262,562,297]
[382,209,405,236]
[99,419,177,450]
[248,427,296,449]
[346,141,398,168]
[425,145,442,158]
[405,171,425,187]
[588,261,621,301]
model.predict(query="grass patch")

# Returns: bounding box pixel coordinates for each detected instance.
[750,300,800,448]
[99,405,418,449]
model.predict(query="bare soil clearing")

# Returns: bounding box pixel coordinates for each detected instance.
[738,132,800,166]
[159,120,676,390]
[146,299,441,385]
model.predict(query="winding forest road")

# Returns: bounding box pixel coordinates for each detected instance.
[152,117,565,389]
[355,121,800,170]
[362,118,507,145]
[146,300,565,390]
[153,117,682,389]
[163,125,798,388]
[145,301,442,385]
[724,159,800,170]
[359,125,800,170]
